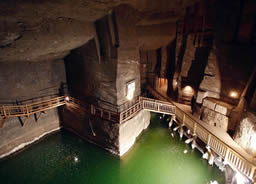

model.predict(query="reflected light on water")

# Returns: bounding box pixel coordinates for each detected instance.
[74,156,79,163]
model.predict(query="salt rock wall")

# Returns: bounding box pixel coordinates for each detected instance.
[0,60,66,158]
[200,98,234,132]
[234,112,256,157]
[62,106,120,155]
[197,47,221,103]
[63,5,150,156]
[119,110,150,156]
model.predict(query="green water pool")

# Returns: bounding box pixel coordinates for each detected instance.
[0,113,225,184]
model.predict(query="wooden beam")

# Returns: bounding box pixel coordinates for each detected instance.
[0,117,7,128]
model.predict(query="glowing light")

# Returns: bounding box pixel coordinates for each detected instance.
[209,181,218,184]
[127,81,135,101]
[235,172,247,184]
[65,96,70,101]
[173,80,178,88]
[184,86,193,92]
[74,156,79,163]
[182,85,194,96]
[230,91,238,98]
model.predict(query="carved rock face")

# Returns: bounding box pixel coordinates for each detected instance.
[234,112,256,157]
[0,0,195,63]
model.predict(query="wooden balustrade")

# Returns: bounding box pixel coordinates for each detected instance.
[174,105,256,182]
[140,97,175,115]
[2,90,256,182]
[0,96,66,118]
[119,101,143,123]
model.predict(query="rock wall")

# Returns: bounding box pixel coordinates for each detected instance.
[119,110,150,156]
[62,106,120,155]
[197,47,221,103]
[63,5,151,156]
[63,104,150,156]
[0,60,66,158]
[200,97,234,132]
[234,112,256,157]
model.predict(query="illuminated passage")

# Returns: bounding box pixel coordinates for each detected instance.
[0,114,225,184]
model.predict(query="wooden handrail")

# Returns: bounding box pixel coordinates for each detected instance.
[146,85,256,182]
[0,96,66,118]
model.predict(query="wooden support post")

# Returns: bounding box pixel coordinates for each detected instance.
[23,116,30,126]
[2,106,7,117]
[90,104,94,115]
[36,112,43,122]
[0,117,8,128]
[100,110,103,118]
[108,112,111,120]
[26,104,29,117]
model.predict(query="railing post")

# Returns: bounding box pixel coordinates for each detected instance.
[193,122,197,136]
[3,106,6,117]
[108,112,111,120]
[119,113,122,124]
[182,114,185,124]
[223,149,229,165]
[90,104,94,115]
[26,104,29,116]
[207,134,211,146]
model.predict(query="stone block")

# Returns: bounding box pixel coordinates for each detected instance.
[215,104,231,116]
[202,98,216,110]
[201,107,229,132]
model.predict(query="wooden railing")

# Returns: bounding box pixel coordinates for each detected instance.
[119,100,143,123]
[140,97,176,115]
[146,85,256,182]
[0,95,176,127]
[175,107,256,181]
[67,97,120,123]
[0,96,66,118]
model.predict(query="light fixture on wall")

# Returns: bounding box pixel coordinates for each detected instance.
[230,91,238,98]
[182,85,194,96]
[127,81,135,101]
[173,80,178,89]
[65,96,70,101]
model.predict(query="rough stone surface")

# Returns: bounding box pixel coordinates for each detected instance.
[234,112,256,157]
[202,98,216,110]
[200,97,234,132]
[0,60,66,102]
[63,105,151,156]
[201,107,229,131]
[63,106,120,155]
[0,60,66,157]
[0,0,195,63]
[180,34,196,78]
[119,110,150,156]
[0,109,60,158]
[198,48,221,103]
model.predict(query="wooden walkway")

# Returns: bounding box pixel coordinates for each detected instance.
[0,95,175,127]
[146,85,256,183]
[2,90,255,181]
[0,96,66,127]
